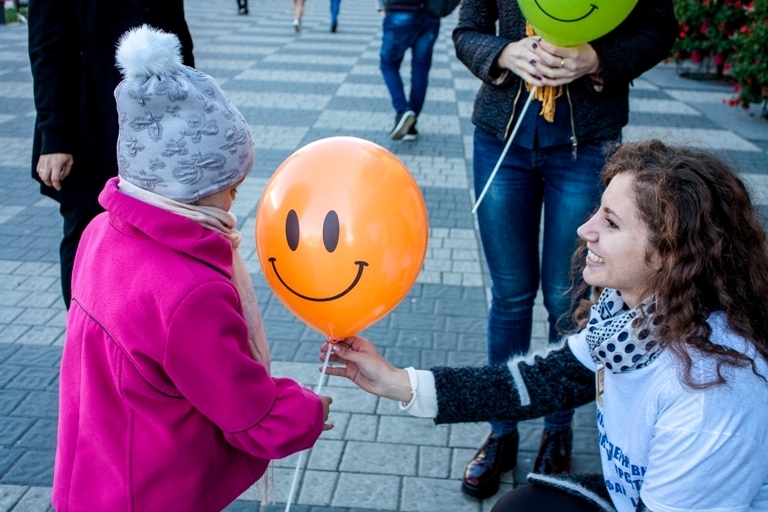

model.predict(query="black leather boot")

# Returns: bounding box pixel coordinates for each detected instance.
[461,431,519,499]
[533,427,573,474]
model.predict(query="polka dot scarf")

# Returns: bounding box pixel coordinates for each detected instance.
[585,288,663,373]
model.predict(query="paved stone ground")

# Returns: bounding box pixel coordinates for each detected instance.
[0,0,767,510]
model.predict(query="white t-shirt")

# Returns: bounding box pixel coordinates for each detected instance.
[568,312,768,512]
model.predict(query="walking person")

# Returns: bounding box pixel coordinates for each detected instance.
[452,0,677,496]
[53,26,332,511]
[28,0,194,309]
[322,140,768,512]
[294,0,305,31]
[377,0,440,141]
[330,0,341,32]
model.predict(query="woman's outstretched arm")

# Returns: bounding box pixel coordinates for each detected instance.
[322,337,595,425]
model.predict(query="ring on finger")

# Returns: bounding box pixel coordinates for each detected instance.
[559,58,564,69]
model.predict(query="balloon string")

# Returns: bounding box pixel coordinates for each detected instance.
[471,87,536,214]
[284,345,333,512]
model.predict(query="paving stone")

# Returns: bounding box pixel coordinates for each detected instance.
[0,484,26,511]
[317,412,350,442]
[297,470,338,506]
[0,292,28,308]
[377,416,449,447]
[15,421,57,451]
[324,387,378,415]
[8,485,51,512]
[10,327,61,346]
[5,368,57,391]
[343,414,378,442]
[331,473,400,510]
[4,347,60,368]
[0,309,22,325]
[0,447,23,478]
[0,345,20,364]
[339,441,417,476]
[0,366,22,388]
[307,440,345,472]
[0,391,25,416]
[417,446,451,479]
[401,477,481,512]
[9,392,57,419]
[0,450,54,486]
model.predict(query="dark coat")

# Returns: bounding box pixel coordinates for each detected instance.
[28,0,195,211]
[452,0,677,145]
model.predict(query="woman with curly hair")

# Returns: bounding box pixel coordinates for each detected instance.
[321,140,768,511]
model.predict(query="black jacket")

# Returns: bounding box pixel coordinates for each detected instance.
[452,0,677,145]
[28,0,194,211]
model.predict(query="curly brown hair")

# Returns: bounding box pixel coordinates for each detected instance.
[572,139,768,389]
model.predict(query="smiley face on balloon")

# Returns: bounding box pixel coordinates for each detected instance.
[518,0,638,47]
[256,137,428,340]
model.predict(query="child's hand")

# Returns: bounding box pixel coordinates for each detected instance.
[320,337,412,403]
[320,394,333,431]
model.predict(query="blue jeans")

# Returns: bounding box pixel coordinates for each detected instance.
[330,0,340,26]
[379,10,440,116]
[473,128,608,435]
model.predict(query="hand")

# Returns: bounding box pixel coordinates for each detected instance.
[319,394,334,431]
[37,153,73,191]
[320,336,412,403]
[495,37,600,87]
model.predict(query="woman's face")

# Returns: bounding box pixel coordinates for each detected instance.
[576,172,658,309]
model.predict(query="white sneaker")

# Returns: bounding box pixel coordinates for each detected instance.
[293,19,300,32]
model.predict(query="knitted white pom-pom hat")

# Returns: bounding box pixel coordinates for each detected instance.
[114,25,255,203]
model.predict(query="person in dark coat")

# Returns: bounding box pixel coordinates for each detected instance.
[28,0,195,308]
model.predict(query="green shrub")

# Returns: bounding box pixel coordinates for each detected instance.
[729,0,768,112]
[671,0,749,77]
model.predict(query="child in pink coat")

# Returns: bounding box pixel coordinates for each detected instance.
[52,26,331,512]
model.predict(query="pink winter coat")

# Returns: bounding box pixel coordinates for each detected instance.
[53,178,324,511]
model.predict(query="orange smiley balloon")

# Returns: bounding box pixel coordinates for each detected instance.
[255,137,428,340]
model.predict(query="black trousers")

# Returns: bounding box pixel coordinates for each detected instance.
[491,485,602,512]
[59,204,101,309]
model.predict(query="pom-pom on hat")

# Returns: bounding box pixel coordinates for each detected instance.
[114,25,255,203]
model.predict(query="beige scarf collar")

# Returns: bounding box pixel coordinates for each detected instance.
[118,178,271,373]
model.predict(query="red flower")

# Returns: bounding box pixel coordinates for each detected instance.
[713,53,725,66]
[691,50,702,63]
[700,21,710,34]
[734,84,741,92]
[734,1,742,8]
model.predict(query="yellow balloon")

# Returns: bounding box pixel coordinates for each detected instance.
[518,0,638,47]
[256,137,428,340]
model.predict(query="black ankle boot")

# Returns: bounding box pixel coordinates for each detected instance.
[461,431,519,499]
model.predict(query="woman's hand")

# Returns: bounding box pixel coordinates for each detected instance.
[495,37,600,87]
[320,336,412,403]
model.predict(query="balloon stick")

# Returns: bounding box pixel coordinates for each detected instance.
[471,87,536,214]
[284,345,333,512]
